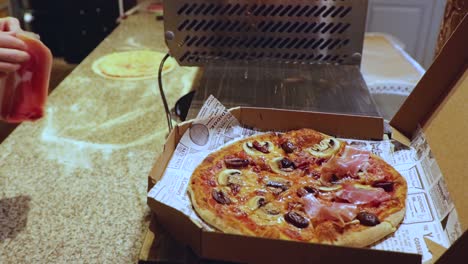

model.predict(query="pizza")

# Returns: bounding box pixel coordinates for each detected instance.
[188,128,407,247]
[91,50,176,80]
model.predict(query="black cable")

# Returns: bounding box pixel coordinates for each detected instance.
[158,53,173,133]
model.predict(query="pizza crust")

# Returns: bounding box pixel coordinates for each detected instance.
[333,222,395,247]
[187,185,253,236]
[91,50,176,80]
[383,207,406,227]
[333,207,406,247]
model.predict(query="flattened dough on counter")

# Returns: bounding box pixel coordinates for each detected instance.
[92,50,176,80]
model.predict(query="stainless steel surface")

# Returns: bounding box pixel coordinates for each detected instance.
[164,0,368,66]
[186,62,380,119]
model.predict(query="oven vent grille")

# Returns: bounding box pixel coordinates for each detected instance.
[164,0,368,66]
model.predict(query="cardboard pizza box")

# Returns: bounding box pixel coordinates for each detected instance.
[147,15,468,264]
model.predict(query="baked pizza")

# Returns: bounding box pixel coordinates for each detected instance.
[188,129,407,247]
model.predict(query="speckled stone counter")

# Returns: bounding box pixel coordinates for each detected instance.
[0,14,198,263]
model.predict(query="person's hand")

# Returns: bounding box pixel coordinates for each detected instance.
[0,17,30,74]
[0,17,23,33]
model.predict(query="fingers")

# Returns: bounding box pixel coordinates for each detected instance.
[0,47,30,64]
[0,17,22,33]
[0,61,21,74]
[0,33,27,50]
[0,18,30,74]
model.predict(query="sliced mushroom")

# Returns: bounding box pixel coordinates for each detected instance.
[317,185,342,192]
[269,157,296,174]
[243,141,273,155]
[251,204,282,225]
[345,220,360,226]
[261,203,281,215]
[246,196,267,211]
[228,174,243,186]
[309,138,341,158]
[217,169,242,185]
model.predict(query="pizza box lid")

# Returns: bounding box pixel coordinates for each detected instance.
[147,15,467,264]
[390,15,468,236]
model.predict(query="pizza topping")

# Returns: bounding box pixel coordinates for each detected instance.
[287,201,304,212]
[317,185,342,192]
[270,157,296,174]
[284,211,310,228]
[265,178,290,193]
[320,146,370,182]
[336,184,391,205]
[217,169,242,185]
[243,141,273,155]
[372,181,395,192]
[253,141,270,153]
[356,212,380,226]
[309,138,341,158]
[228,175,243,186]
[266,181,290,195]
[281,141,296,153]
[229,183,241,195]
[246,196,267,211]
[212,189,232,205]
[261,203,281,215]
[279,158,296,171]
[224,158,249,168]
[303,194,358,224]
[297,186,318,197]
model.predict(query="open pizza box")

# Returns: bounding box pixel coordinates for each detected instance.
[147,16,468,264]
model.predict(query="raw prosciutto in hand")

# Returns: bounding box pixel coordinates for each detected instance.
[0,33,52,123]
[336,184,391,205]
[321,146,370,182]
[303,194,358,226]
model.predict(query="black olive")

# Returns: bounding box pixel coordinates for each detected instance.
[252,141,270,153]
[330,174,339,182]
[228,183,241,195]
[224,158,249,168]
[281,141,296,153]
[372,182,395,192]
[357,212,380,226]
[212,189,231,205]
[296,186,318,197]
[266,181,289,191]
[280,158,295,169]
[258,198,267,207]
[284,211,309,228]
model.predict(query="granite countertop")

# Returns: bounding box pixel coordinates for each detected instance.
[0,12,423,263]
[0,13,198,263]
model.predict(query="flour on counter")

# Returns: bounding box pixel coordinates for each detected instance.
[39,107,166,171]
